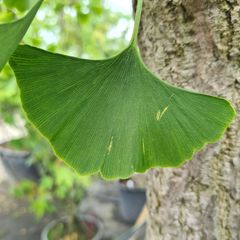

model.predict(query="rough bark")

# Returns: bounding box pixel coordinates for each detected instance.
[138,0,240,239]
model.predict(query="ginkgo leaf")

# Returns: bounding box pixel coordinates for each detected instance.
[9,0,235,179]
[9,44,235,179]
[0,0,43,71]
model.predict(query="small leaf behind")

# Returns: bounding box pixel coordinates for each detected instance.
[0,0,43,71]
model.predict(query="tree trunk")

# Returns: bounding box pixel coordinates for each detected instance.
[138,1,240,239]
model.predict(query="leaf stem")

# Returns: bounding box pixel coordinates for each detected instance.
[130,0,143,46]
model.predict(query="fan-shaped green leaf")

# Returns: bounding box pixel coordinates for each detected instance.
[0,0,43,71]
[9,44,235,179]
[9,0,235,179]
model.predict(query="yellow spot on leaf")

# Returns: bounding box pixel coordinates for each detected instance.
[108,136,113,154]
[156,110,161,121]
[156,106,169,121]
[142,139,145,155]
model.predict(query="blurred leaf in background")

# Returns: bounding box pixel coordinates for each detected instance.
[3,0,37,12]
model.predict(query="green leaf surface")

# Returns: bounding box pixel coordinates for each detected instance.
[0,0,43,71]
[9,0,235,179]
[9,44,235,179]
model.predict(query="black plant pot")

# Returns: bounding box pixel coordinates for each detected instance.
[117,180,146,224]
[0,147,39,181]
